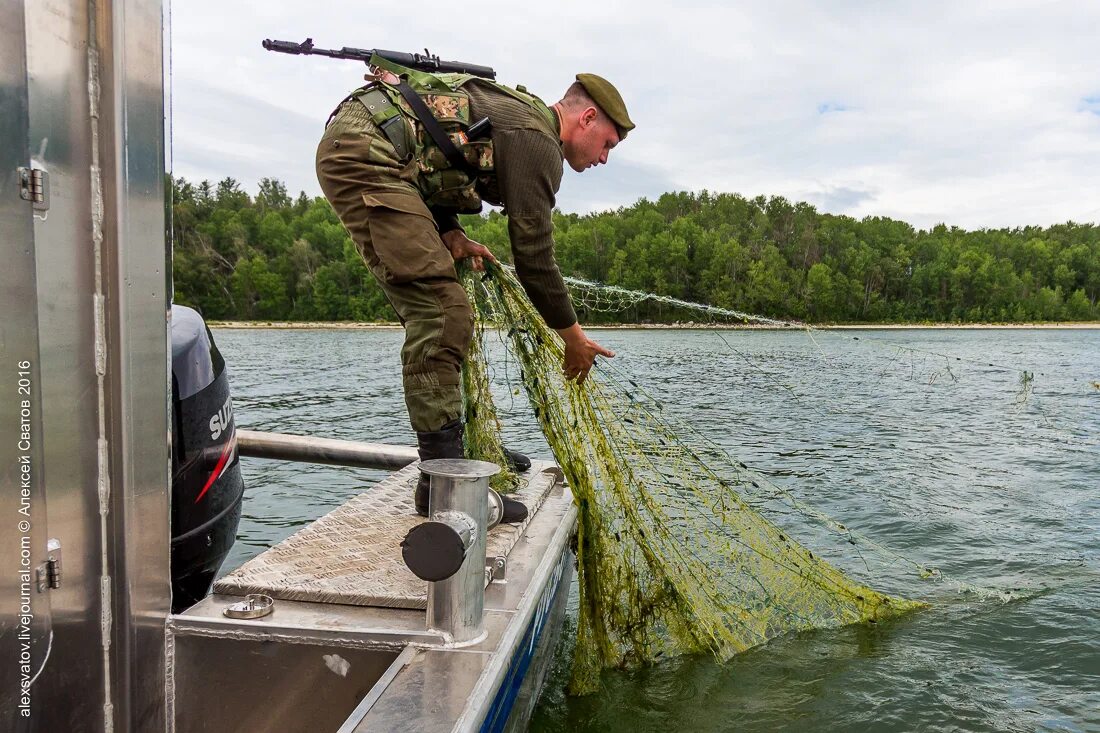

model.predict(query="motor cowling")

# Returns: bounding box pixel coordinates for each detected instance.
[170,305,244,612]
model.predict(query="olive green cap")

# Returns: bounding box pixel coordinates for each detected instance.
[576,73,635,138]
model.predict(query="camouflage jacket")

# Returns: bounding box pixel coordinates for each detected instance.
[353,56,558,215]
[348,58,577,329]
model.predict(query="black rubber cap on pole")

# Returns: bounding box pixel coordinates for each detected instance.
[401,522,467,582]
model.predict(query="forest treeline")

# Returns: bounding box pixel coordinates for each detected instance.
[171,176,1100,324]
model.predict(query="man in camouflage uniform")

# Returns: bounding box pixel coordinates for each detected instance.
[316,66,634,521]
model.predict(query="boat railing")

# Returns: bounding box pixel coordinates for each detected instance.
[236,428,419,470]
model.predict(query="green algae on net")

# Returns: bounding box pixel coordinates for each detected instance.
[461,263,929,695]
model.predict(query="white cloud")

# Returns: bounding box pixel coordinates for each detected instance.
[170,0,1100,229]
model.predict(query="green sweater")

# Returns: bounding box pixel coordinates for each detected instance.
[451,80,577,330]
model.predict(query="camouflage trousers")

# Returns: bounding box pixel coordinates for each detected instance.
[316,99,473,434]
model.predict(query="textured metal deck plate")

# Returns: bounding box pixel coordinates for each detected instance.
[213,461,563,609]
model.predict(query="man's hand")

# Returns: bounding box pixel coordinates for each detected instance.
[365,69,401,85]
[556,323,615,385]
[441,230,497,272]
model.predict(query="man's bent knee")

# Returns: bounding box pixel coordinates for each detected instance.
[434,281,475,365]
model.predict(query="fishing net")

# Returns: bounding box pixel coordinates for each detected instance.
[561,275,796,327]
[462,314,521,495]
[461,264,930,695]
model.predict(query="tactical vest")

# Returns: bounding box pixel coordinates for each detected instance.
[350,54,557,213]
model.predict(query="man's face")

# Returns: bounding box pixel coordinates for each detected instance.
[564,108,620,173]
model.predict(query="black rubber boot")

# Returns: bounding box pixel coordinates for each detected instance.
[503,447,531,473]
[500,448,530,522]
[500,494,528,524]
[414,421,530,524]
[414,420,465,517]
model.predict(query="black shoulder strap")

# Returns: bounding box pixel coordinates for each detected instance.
[393,81,476,176]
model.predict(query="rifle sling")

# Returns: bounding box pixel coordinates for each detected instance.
[393,80,477,177]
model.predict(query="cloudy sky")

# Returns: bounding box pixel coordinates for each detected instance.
[170,1,1100,230]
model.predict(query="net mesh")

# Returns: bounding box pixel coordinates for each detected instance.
[562,274,797,327]
[462,264,929,695]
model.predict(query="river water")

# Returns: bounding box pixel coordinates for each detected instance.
[212,327,1099,732]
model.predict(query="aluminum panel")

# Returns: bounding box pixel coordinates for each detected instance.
[96,0,172,729]
[18,0,171,729]
[172,636,398,733]
[21,1,110,729]
[0,3,53,730]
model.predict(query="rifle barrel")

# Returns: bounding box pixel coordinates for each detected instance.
[262,38,496,79]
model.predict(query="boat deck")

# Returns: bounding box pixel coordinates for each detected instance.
[170,459,578,732]
[213,461,563,609]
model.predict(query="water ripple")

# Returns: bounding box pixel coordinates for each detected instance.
[212,327,1100,731]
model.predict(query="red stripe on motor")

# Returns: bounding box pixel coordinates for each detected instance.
[194,436,234,504]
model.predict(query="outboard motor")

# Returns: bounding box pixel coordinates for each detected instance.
[170,305,245,612]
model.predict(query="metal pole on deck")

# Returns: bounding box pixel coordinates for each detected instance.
[401,459,499,645]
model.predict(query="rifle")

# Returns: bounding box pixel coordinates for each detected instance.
[261,38,496,80]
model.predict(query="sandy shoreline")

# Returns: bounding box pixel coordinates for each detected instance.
[209,321,406,331]
[208,320,1100,331]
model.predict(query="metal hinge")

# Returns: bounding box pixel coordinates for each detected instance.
[36,539,62,592]
[18,166,50,212]
[485,555,507,584]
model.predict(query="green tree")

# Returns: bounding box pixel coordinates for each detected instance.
[804,262,835,321]
[169,176,1100,325]
[231,256,288,319]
